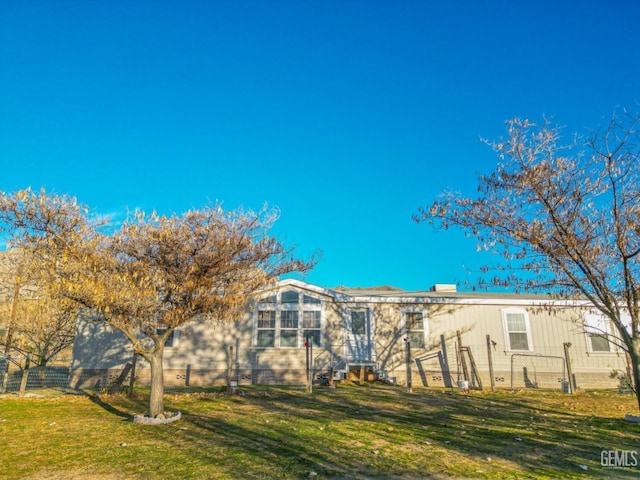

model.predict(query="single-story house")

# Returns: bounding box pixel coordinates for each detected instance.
[69,279,630,391]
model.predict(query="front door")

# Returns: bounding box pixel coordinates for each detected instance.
[346,309,372,362]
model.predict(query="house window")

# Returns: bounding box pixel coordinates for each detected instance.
[280,310,299,347]
[303,310,322,347]
[303,295,321,305]
[281,291,299,304]
[256,310,276,348]
[403,310,427,349]
[254,289,324,348]
[584,312,613,353]
[263,294,277,304]
[502,308,533,351]
[156,328,176,348]
[351,311,366,335]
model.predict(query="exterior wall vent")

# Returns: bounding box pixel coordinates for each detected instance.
[431,284,457,293]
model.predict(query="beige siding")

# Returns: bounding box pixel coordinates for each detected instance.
[379,302,627,390]
[70,280,629,391]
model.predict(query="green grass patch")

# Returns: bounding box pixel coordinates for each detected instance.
[1,385,638,479]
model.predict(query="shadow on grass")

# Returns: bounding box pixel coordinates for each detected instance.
[105,384,640,479]
[185,387,640,478]
[88,393,134,420]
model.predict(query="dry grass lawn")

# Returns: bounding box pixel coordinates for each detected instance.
[1,384,638,479]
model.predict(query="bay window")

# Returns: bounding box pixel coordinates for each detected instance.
[255,289,324,348]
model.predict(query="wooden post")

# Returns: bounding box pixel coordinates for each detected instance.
[457,330,470,382]
[18,356,30,397]
[405,338,412,393]
[227,345,234,393]
[108,362,133,394]
[466,347,482,390]
[309,340,313,394]
[486,335,495,393]
[439,335,452,389]
[305,334,311,393]
[563,342,575,394]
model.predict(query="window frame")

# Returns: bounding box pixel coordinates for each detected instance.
[401,308,428,349]
[302,310,322,348]
[256,309,276,348]
[583,311,614,354]
[254,289,324,349]
[279,308,300,348]
[501,307,533,352]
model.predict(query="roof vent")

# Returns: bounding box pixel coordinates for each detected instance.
[431,284,457,293]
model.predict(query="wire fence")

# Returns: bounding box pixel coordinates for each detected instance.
[0,365,72,394]
[0,338,628,396]
[0,350,315,396]
[509,353,568,391]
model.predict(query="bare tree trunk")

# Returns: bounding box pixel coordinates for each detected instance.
[147,348,165,418]
[631,338,640,413]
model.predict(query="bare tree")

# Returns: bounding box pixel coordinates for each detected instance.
[0,189,313,417]
[415,109,640,411]
[0,292,77,368]
[0,251,77,368]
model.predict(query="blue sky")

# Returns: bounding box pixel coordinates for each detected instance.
[1,0,639,291]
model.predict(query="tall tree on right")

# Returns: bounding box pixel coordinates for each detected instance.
[415,109,640,411]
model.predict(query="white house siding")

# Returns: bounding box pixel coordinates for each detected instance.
[69,280,629,391]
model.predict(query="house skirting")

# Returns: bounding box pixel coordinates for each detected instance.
[69,365,622,391]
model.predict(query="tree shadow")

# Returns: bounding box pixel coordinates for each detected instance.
[88,393,133,420]
[126,384,640,479]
